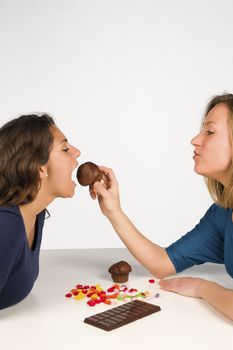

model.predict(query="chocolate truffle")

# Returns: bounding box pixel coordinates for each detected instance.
[108,261,132,283]
[76,161,109,188]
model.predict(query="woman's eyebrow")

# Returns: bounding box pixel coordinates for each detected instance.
[59,138,68,144]
[202,121,217,127]
[205,121,216,125]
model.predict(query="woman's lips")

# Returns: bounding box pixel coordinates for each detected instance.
[193,153,201,160]
[71,167,78,184]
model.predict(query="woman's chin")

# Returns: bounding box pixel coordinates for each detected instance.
[194,166,206,176]
[61,186,77,199]
[67,182,77,197]
[68,189,76,198]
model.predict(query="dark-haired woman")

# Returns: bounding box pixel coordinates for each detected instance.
[0,114,80,309]
[92,93,233,321]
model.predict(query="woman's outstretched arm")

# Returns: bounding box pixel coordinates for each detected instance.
[91,166,176,279]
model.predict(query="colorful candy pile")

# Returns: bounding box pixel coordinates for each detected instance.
[65,279,159,307]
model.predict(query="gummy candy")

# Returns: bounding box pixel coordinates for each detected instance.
[65,293,72,298]
[65,281,160,307]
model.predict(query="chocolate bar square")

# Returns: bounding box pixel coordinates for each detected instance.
[84,300,161,331]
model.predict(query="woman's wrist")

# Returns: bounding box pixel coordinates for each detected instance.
[105,207,125,222]
[198,280,218,299]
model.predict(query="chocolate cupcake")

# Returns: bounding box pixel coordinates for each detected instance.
[76,161,109,188]
[108,261,132,283]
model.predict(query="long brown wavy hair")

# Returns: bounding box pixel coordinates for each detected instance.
[203,93,233,208]
[0,113,55,206]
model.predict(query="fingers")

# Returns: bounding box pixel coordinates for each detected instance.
[159,278,181,292]
[159,278,173,288]
[98,166,118,187]
[89,184,96,200]
[92,179,108,197]
[89,191,96,200]
[88,165,118,199]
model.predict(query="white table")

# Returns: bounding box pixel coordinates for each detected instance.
[1,248,232,350]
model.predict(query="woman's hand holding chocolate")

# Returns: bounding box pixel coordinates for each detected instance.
[76,162,121,217]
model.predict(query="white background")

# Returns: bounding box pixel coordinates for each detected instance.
[0,0,232,249]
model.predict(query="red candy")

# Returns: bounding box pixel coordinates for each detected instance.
[98,291,106,296]
[87,300,96,306]
[66,281,152,307]
[99,296,106,302]
[65,293,72,298]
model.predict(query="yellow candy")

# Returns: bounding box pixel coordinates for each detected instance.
[74,293,85,300]
[91,294,98,300]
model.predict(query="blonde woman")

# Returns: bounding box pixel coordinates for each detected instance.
[91,93,233,321]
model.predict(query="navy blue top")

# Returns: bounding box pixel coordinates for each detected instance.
[0,206,45,309]
[166,203,233,278]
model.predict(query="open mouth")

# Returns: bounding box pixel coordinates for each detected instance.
[71,167,78,185]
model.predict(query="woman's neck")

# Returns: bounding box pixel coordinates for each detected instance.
[19,191,54,219]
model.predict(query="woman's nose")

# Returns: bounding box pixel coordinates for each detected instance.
[191,132,202,146]
[71,146,81,158]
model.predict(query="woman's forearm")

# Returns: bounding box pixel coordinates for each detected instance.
[199,281,233,321]
[106,209,176,278]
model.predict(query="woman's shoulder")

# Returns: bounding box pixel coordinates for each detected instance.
[204,203,229,231]
[0,206,25,250]
[207,203,229,215]
[0,205,20,213]
[0,206,22,231]
[0,205,21,219]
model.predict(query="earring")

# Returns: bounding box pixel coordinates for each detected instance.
[45,173,48,177]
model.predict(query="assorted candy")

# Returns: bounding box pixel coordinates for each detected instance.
[65,279,160,307]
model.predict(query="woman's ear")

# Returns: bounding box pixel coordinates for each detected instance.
[39,165,48,180]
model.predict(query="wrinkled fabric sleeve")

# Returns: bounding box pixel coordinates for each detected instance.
[165,204,226,273]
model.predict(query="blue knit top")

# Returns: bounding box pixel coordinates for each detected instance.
[0,206,45,309]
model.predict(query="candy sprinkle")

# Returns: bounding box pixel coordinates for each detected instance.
[65,282,159,307]
[149,279,155,283]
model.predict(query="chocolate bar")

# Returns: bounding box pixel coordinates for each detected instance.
[84,300,161,331]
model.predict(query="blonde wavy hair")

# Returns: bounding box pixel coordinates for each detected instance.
[203,93,233,208]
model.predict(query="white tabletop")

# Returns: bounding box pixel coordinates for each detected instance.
[1,248,232,350]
